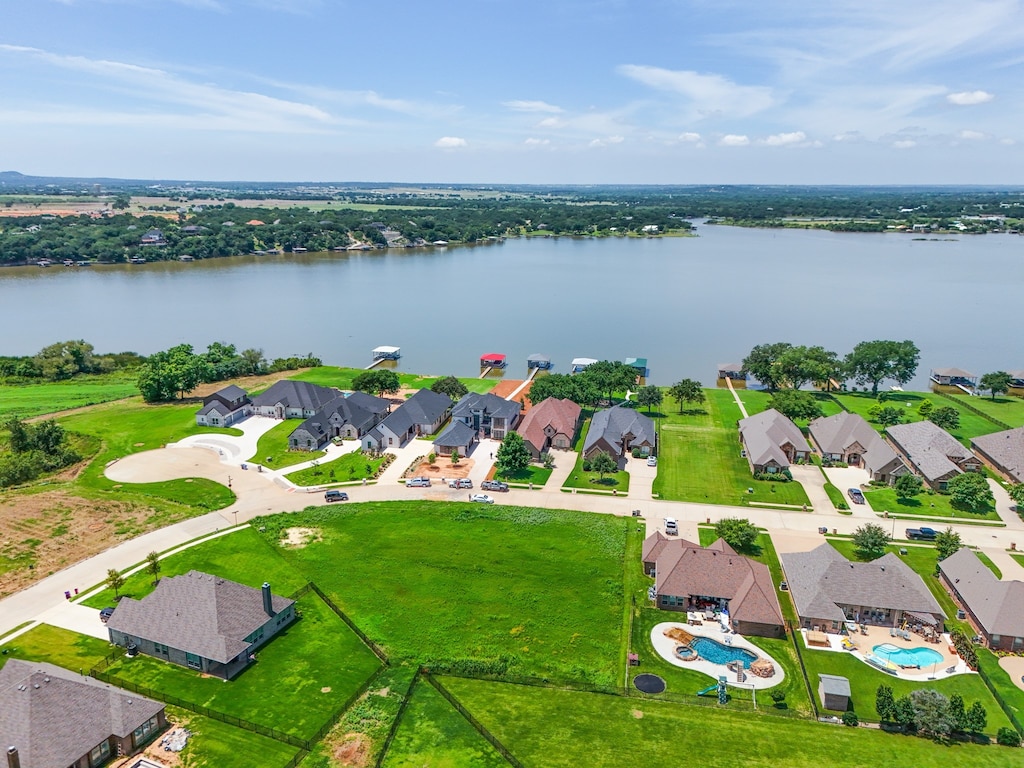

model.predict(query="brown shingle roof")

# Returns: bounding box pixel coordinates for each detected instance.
[0,659,164,768]
[940,548,1024,637]
[516,397,581,454]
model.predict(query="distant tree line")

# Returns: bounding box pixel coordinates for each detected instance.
[0,417,80,487]
[0,340,144,381]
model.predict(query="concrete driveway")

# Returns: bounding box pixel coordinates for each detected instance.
[171,414,278,464]
[823,466,876,518]
[626,455,657,501]
[787,465,828,513]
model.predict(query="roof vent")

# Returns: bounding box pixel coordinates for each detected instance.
[43,677,49,683]
[32,684,39,689]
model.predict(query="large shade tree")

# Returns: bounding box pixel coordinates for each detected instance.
[741,343,792,391]
[844,339,920,395]
[979,371,1012,400]
[668,379,705,412]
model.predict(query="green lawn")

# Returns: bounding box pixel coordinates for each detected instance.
[167,706,302,768]
[444,676,1021,767]
[82,526,308,609]
[0,373,139,418]
[104,594,382,740]
[494,463,553,486]
[951,395,1024,428]
[249,419,325,469]
[381,678,505,768]
[290,367,494,395]
[863,487,999,521]
[0,623,113,672]
[831,391,1004,443]
[286,450,385,486]
[652,389,810,508]
[976,649,1024,732]
[562,419,630,493]
[256,502,628,687]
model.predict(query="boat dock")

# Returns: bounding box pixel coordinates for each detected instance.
[367,345,401,369]
[479,353,507,377]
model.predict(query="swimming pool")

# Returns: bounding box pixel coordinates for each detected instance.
[691,637,758,668]
[872,643,944,668]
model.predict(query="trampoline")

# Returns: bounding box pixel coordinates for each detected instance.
[633,673,666,694]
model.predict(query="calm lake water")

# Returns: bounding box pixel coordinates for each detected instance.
[2,225,1021,388]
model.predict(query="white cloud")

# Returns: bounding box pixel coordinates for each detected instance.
[1000,137,1016,145]
[958,129,986,140]
[618,65,774,118]
[947,90,994,105]
[761,131,807,146]
[588,136,625,148]
[718,134,750,146]
[503,100,562,113]
[524,138,550,146]
[678,132,702,143]
[893,139,917,149]
[832,131,865,143]
[537,117,563,128]
[434,136,467,148]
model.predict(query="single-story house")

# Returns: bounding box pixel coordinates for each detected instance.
[737,409,810,474]
[885,421,983,490]
[516,397,581,459]
[107,571,296,680]
[583,405,656,460]
[643,533,785,638]
[251,380,341,420]
[717,363,745,380]
[287,391,391,450]
[781,544,945,631]
[194,384,251,427]
[970,426,1024,484]
[451,392,521,440]
[930,368,978,388]
[362,389,453,451]
[818,674,851,712]
[808,411,908,484]
[939,548,1024,651]
[433,420,478,457]
[0,659,166,768]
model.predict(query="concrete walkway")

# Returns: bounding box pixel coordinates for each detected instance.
[724,377,749,418]
[542,449,578,490]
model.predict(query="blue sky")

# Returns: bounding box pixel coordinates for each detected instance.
[2,0,1022,183]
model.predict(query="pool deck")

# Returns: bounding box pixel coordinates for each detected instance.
[798,624,970,680]
[651,620,785,690]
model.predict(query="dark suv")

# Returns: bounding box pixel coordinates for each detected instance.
[481,480,509,492]
[324,490,349,502]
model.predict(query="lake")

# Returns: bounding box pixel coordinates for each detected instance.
[1,225,1021,388]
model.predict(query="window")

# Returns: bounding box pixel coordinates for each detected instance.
[153,642,169,655]
[185,652,202,669]
[245,626,265,644]
[992,635,1002,645]
[133,715,160,747]
[89,740,111,766]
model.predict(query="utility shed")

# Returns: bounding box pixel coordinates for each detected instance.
[818,674,851,711]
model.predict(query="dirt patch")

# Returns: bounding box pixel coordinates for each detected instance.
[321,686,332,693]
[631,709,644,719]
[333,733,372,768]
[490,380,533,412]
[0,490,178,599]
[188,369,314,399]
[414,458,474,480]
[373,686,390,697]
[281,527,322,548]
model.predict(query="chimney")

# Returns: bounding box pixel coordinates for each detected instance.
[7,746,21,768]
[262,583,274,618]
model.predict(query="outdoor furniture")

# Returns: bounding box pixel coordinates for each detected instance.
[890,628,897,637]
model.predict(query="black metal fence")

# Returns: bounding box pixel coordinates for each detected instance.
[302,582,390,665]
[935,391,1011,430]
[976,656,1024,737]
[786,620,820,719]
[373,671,421,768]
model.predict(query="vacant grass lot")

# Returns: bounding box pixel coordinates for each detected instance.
[954,395,1024,428]
[167,706,301,768]
[286,450,385,486]
[257,502,628,686]
[863,486,999,521]
[291,367,493,395]
[0,374,139,418]
[444,677,1020,768]
[831,391,1003,443]
[381,679,505,768]
[105,594,382,740]
[0,623,112,672]
[653,389,810,508]
[250,419,325,469]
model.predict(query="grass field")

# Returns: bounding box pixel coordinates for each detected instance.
[256,502,629,686]
[381,679,505,768]
[652,389,810,508]
[864,486,999,521]
[104,593,382,739]
[494,463,553,486]
[0,374,139,418]
[0,623,112,672]
[167,706,302,768]
[950,395,1024,428]
[444,676,1021,767]
[290,367,494,395]
[976,649,1024,732]
[285,449,385,486]
[831,391,1003,443]
[250,419,326,469]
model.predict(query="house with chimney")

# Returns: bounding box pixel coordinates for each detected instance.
[0,659,166,768]
[106,570,296,680]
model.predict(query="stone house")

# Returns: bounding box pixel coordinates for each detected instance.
[516,397,582,459]
[737,409,809,474]
[287,391,391,450]
[194,384,251,427]
[362,389,453,451]
[451,392,521,440]
[583,405,656,461]
[808,411,908,484]
[939,548,1024,652]
[885,421,983,490]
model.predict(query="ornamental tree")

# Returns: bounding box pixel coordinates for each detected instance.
[853,522,889,560]
[947,472,994,512]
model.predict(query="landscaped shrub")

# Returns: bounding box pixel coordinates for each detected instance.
[582,458,592,472]
[631,447,642,458]
[754,472,791,482]
[950,630,978,670]
[997,726,1022,747]
[842,711,859,727]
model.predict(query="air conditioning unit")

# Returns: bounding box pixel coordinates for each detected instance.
[740,450,747,458]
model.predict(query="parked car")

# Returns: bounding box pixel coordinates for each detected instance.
[448,478,473,489]
[664,517,678,535]
[779,581,788,591]
[646,456,658,467]
[324,490,349,502]
[847,488,866,504]
[481,480,509,492]
[469,494,495,504]
[406,477,431,488]
[99,607,115,623]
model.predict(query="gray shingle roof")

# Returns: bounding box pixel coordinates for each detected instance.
[819,674,851,697]
[971,426,1024,483]
[886,421,975,482]
[215,384,248,401]
[808,411,901,476]
[933,367,975,378]
[290,392,390,441]
[0,659,164,768]
[433,420,477,448]
[939,548,1024,638]
[584,406,656,456]
[452,392,521,422]
[781,544,944,624]
[738,409,809,468]
[375,388,453,437]
[251,380,340,411]
[106,571,293,664]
